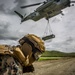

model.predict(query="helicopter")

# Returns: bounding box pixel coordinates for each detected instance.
[14,0,75,23]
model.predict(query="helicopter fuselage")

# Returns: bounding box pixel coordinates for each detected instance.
[21,0,70,22]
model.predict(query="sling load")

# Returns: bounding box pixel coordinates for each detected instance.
[42,20,55,41]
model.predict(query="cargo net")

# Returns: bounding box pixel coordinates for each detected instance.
[42,20,55,41]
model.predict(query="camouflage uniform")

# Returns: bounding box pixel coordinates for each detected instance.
[0,55,23,75]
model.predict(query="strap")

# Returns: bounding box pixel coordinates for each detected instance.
[22,37,34,49]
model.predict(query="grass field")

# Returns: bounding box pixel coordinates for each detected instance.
[41,51,75,57]
[38,50,75,61]
[38,57,63,61]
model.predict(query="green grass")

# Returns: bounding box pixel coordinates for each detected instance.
[38,50,75,61]
[38,57,63,61]
[41,50,75,57]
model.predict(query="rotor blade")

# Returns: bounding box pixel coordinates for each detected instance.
[71,1,75,3]
[21,2,42,8]
[14,11,23,19]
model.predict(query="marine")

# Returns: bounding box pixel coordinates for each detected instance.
[0,34,45,75]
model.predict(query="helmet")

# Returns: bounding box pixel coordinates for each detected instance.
[19,34,45,53]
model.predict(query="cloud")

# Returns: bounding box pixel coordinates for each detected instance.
[0,0,27,14]
[44,6,75,52]
[13,0,27,14]
[0,4,5,12]
[0,12,32,45]
[0,21,19,40]
[0,0,29,38]
[0,21,9,34]
[14,0,26,7]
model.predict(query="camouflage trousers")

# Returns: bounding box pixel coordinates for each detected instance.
[0,55,23,75]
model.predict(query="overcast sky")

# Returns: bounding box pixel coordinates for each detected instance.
[0,0,75,52]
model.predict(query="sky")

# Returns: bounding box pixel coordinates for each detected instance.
[0,0,75,52]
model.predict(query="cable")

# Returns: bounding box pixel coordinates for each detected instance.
[43,20,53,36]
